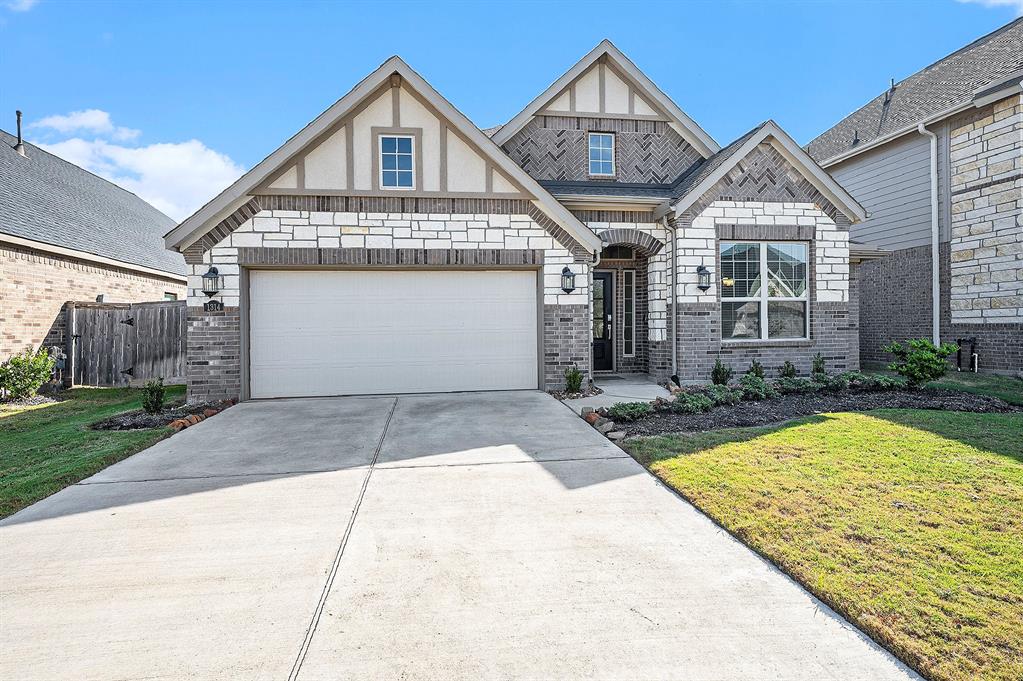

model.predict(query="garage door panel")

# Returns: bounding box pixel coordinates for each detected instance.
[249,270,538,398]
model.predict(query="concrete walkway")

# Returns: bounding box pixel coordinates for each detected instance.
[0,391,919,680]
[568,372,671,413]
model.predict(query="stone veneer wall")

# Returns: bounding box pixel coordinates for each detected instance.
[185,208,590,401]
[1,243,185,357]
[857,243,1022,374]
[671,202,855,381]
[948,96,1022,324]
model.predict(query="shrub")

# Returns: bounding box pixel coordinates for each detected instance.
[840,371,907,392]
[564,365,584,393]
[738,373,777,401]
[141,378,166,414]
[774,376,819,395]
[779,360,798,379]
[711,359,733,386]
[746,360,765,379]
[884,338,959,388]
[670,391,714,414]
[812,373,849,392]
[606,401,652,422]
[701,384,742,406]
[0,349,55,401]
[812,353,826,376]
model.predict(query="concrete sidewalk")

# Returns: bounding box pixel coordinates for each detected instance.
[567,373,671,413]
[0,391,919,680]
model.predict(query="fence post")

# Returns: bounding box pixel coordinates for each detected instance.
[64,301,76,388]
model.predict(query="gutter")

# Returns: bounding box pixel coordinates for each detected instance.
[917,122,941,346]
[0,232,187,283]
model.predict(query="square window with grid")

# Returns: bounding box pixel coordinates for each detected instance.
[720,241,808,340]
[380,135,414,188]
[588,133,615,176]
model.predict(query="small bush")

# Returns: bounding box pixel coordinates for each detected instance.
[0,349,55,401]
[812,353,826,376]
[670,391,714,414]
[840,371,906,392]
[606,401,652,422]
[812,373,849,392]
[884,338,959,388]
[774,376,819,395]
[701,384,742,406]
[738,373,777,401]
[779,360,798,378]
[746,360,765,379]
[711,359,733,386]
[564,365,584,393]
[141,378,165,414]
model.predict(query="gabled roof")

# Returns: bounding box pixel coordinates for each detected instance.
[808,17,1023,166]
[165,57,601,254]
[0,130,185,278]
[490,40,720,158]
[654,120,866,223]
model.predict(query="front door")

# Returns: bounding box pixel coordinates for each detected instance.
[592,272,613,371]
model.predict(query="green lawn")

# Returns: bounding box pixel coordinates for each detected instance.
[928,372,1023,405]
[627,409,1023,681]
[0,385,185,519]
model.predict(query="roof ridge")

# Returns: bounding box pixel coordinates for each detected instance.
[899,16,1023,86]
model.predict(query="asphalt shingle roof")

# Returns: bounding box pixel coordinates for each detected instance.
[0,130,185,276]
[807,18,1023,165]
[540,180,673,199]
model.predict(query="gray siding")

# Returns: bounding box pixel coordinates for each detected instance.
[830,132,935,250]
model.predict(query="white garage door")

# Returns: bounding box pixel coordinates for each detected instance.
[248,270,538,398]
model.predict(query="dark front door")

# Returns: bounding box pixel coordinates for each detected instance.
[592,272,613,371]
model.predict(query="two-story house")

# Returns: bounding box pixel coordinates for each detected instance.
[165,41,869,401]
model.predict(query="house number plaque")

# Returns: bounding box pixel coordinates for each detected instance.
[203,300,224,312]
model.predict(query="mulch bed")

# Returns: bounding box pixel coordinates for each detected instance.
[91,400,232,431]
[0,395,64,411]
[550,385,605,400]
[621,388,1021,437]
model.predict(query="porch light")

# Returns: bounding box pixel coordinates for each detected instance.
[201,266,224,298]
[561,266,576,293]
[696,265,712,291]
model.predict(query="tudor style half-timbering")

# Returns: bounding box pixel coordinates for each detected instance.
[166,42,868,402]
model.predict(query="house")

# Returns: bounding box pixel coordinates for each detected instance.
[165,41,870,402]
[808,18,1023,375]
[1,121,187,358]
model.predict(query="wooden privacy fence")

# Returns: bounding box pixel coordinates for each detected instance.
[65,301,187,387]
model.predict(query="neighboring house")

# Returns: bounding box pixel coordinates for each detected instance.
[808,18,1023,375]
[0,126,187,358]
[165,41,869,402]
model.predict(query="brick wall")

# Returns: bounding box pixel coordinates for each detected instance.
[186,306,241,402]
[542,304,589,389]
[948,95,1023,323]
[858,242,1022,374]
[0,243,185,358]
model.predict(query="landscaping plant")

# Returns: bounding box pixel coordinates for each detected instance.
[884,338,959,388]
[746,359,765,379]
[606,401,652,422]
[711,358,733,385]
[811,353,826,376]
[701,384,742,406]
[141,378,166,415]
[564,365,584,393]
[774,377,819,395]
[779,360,797,378]
[670,391,714,414]
[840,371,907,392]
[0,349,55,401]
[738,373,777,401]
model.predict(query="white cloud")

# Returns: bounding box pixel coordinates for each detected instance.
[40,136,244,222]
[32,109,140,142]
[4,0,39,11]
[956,0,1023,15]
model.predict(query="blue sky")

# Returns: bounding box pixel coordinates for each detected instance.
[1,0,1020,219]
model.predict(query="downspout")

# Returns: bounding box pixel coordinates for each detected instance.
[590,248,601,385]
[917,123,940,346]
[659,216,678,378]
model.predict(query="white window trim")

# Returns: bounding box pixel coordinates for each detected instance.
[622,269,636,357]
[379,133,416,190]
[588,132,616,177]
[721,241,809,341]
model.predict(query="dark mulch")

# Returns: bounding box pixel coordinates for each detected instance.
[0,394,64,411]
[550,385,605,400]
[623,388,1021,436]
[91,400,229,431]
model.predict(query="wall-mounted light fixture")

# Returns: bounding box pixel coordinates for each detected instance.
[696,265,711,292]
[201,266,224,298]
[561,266,576,293]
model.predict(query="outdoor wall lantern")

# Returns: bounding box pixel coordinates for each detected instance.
[561,266,576,293]
[696,265,712,291]
[201,266,224,298]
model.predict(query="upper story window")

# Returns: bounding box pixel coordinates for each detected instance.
[720,242,808,341]
[588,132,615,177]
[380,135,414,189]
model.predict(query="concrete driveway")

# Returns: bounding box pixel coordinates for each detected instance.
[1,391,918,680]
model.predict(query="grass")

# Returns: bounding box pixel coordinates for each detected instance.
[627,409,1023,681]
[928,372,1023,406]
[0,385,185,519]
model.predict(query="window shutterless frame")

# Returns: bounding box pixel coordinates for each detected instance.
[588,132,615,177]
[720,241,809,341]
[378,134,415,190]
